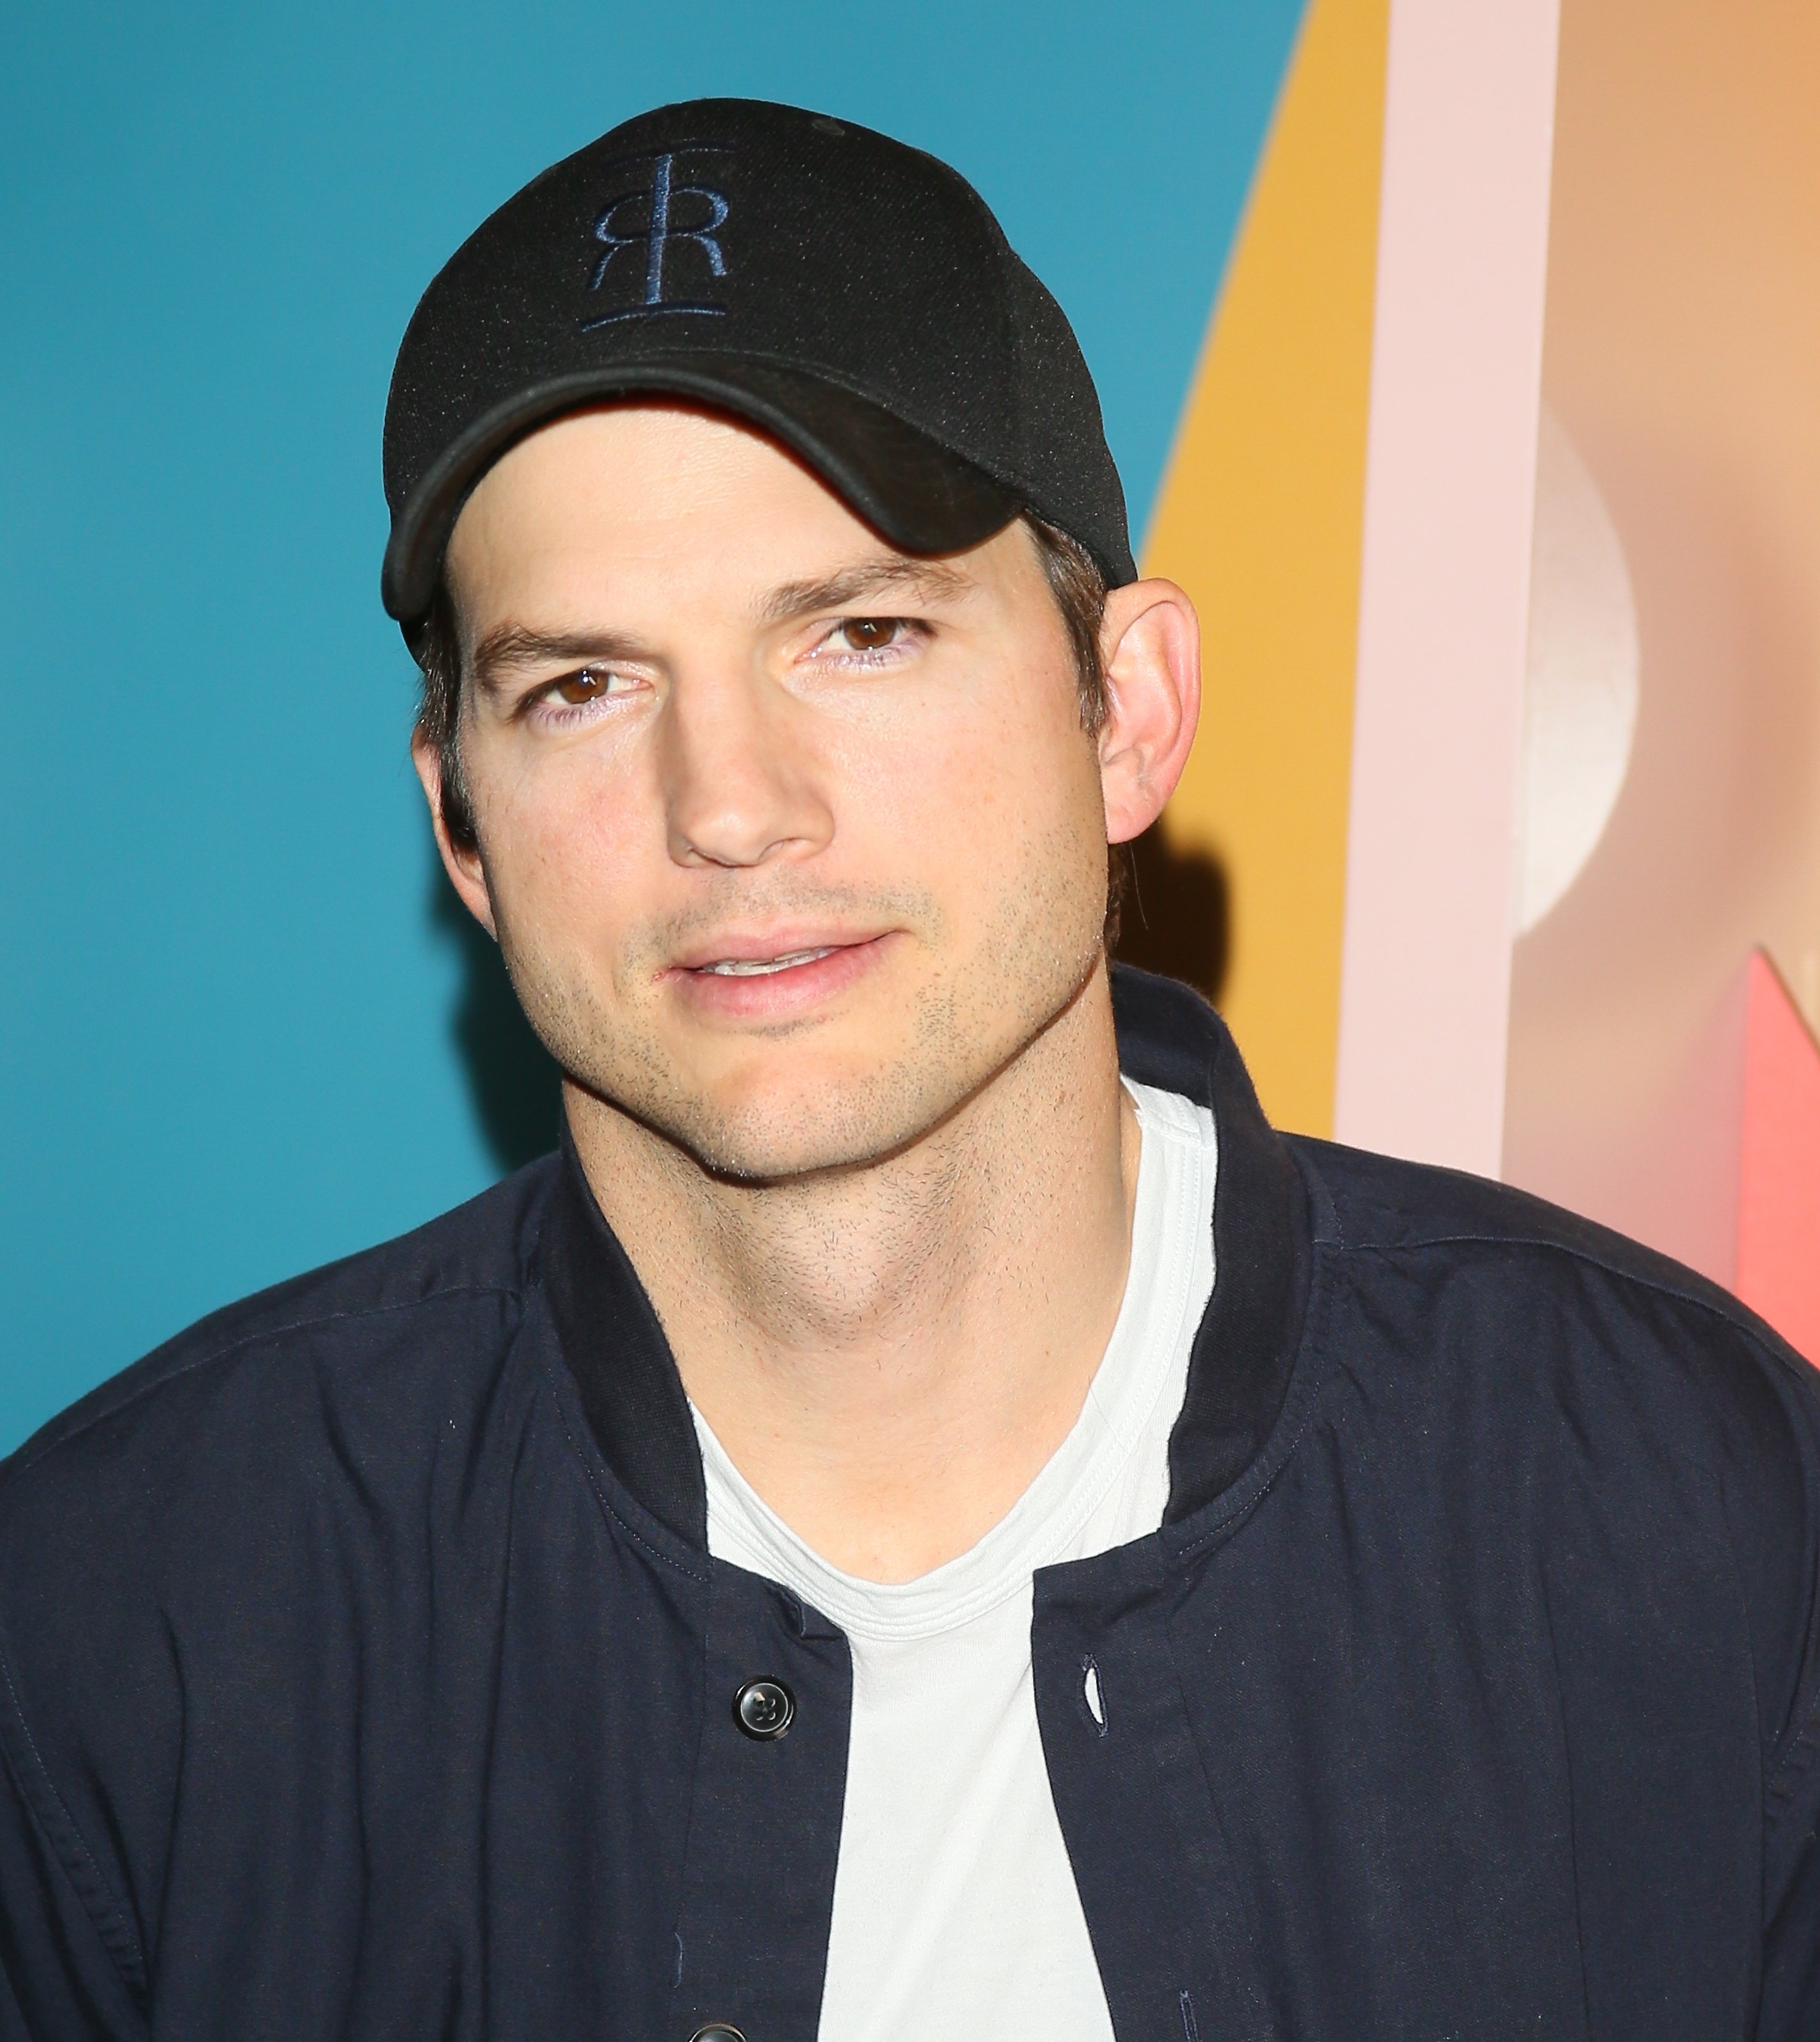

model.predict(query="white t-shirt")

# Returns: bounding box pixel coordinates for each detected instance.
[692,1080,1218,2042]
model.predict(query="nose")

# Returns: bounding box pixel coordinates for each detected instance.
[658,660,834,870]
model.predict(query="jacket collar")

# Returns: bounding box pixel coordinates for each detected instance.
[540,964,1313,1547]
[1110,966,1313,1523]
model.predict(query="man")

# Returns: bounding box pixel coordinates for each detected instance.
[3,96,1817,2042]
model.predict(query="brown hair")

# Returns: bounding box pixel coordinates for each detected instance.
[414,512,1125,938]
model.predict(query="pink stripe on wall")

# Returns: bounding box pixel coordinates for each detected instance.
[1334,0,1561,1175]
[1738,953,1820,1365]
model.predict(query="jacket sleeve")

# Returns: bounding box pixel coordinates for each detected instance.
[0,1726,147,2042]
[1717,1316,1820,2039]
[1759,1768,1820,2042]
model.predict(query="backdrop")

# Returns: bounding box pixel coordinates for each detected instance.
[1,1,1306,1450]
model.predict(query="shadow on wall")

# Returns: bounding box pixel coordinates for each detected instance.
[431,872,563,1174]
[1114,824,1230,1010]
[433,824,1232,1178]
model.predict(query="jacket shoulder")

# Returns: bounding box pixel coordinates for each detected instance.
[0,1154,559,1495]
[1296,1132,1806,1347]
[1291,1135,1820,1785]
[1290,1132,1820,1449]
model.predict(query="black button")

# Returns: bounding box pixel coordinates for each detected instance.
[734,1677,794,1740]
[690,2027,745,2042]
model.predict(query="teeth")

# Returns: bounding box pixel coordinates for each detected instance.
[703,948,837,977]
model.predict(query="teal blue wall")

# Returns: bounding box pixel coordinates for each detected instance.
[0,0,1304,1451]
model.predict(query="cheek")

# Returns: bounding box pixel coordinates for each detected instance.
[812,673,1105,994]
[828,669,1099,882]
[472,742,652,957]
[833,713,998,852]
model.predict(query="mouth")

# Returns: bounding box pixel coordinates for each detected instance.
[666,930,896,1017]
[694,947,840,978]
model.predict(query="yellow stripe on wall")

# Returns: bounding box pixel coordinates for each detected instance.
[1142,0,1389,1137]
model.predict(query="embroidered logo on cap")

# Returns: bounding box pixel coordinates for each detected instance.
[583,149,732,328]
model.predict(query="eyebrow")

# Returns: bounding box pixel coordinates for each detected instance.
[752,554,973,627]
[468,624,650,697]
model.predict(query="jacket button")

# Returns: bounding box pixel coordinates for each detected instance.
[733,1677,794,1740]
[690,2027,746,2042]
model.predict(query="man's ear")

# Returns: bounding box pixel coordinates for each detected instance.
[410,725,500,941]
[1095,577,1201,845]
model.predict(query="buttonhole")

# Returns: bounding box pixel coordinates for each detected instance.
[1178,1988,1201,2042]
[675,1933,684,1986]
[1082,1656,1106,1734]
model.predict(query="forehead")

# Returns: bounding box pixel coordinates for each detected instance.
[444,403,1038,625]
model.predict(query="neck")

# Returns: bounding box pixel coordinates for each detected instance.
[567,962,1140,1581]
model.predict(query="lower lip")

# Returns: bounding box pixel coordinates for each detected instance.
[669,935,896,1022]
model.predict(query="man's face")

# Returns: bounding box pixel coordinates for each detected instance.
[433,403,1118,1181]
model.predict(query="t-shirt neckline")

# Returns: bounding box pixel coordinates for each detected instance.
[691,1080,1216,1641]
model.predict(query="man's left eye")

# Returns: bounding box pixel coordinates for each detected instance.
[837,618,899,652]
[553,668,613,704]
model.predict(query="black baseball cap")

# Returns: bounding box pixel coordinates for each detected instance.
[381,98,1135,643]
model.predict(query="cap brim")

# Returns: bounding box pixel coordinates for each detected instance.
[381,355,1020,638]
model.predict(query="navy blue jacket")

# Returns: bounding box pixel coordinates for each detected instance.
[4,968,1819,2040]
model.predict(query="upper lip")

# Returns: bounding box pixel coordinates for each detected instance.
[666,927,888,973]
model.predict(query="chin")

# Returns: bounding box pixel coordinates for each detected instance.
[652,1060,958,1185]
